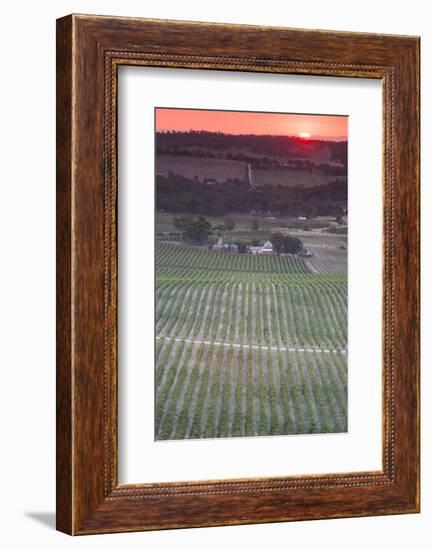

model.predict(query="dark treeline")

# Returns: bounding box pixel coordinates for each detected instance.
[156,131,348,169]
[156,172,347,218]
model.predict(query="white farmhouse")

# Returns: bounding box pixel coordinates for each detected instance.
[248,240,274,256]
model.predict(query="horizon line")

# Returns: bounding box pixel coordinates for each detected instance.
[156,129,348,141]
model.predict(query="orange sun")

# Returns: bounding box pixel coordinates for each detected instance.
[299,132,311,138]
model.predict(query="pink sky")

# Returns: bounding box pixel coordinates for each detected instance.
[156,108,347,140]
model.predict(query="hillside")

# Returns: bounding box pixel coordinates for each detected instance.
[156,130,348,168]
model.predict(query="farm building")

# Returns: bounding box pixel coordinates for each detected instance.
[213,237,223,251]
[203,177,218,185]
[213,237,239,253]
[248,240,274,256]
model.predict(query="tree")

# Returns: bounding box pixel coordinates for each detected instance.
[270,232,285,255]
[270,232,303,255]
[183,217,212,245]
[283,234,304,254]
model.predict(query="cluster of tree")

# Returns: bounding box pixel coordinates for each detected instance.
[172,216,235,246]
[157,172,346,218]
[178,216,212,245]
[155,146,261,164]
[270,233,304,255]
[156,147,220,158]
[156,131,347,171]
[174,215,236,235]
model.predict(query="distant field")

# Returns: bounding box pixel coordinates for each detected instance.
[155,243,347,440]
[156,154,346,188]
[156,211,337,234]
[251,167,341,187]
[156,154,248,182]
[301,234,348,274]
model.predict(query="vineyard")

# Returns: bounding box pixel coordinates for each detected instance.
[301,234,347,274]
[155,243,347,440]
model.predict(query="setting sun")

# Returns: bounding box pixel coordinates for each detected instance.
[299,132,311,138]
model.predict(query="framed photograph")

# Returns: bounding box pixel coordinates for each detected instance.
[56,14,420,535]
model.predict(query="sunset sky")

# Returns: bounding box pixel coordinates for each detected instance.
[155,108,348,141]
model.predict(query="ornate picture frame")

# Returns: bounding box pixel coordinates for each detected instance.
[56,14,420,534]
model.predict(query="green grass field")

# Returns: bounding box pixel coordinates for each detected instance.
[155,243,347,440]
[156,154,248,182]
